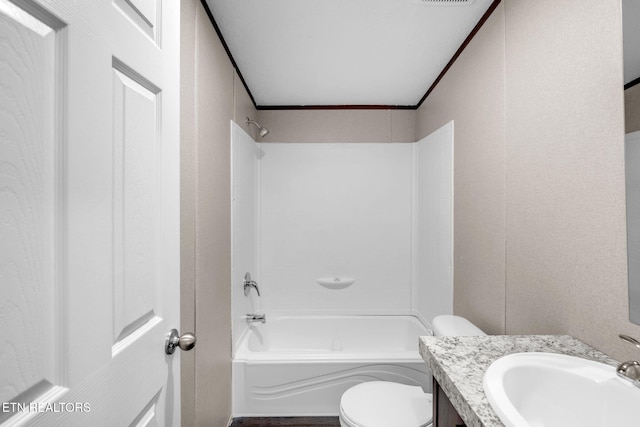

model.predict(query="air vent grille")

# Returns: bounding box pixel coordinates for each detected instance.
[416,0,475,4]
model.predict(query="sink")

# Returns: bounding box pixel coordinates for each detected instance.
[483,352,640,427]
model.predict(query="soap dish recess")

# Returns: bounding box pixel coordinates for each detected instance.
[316,277,355,289]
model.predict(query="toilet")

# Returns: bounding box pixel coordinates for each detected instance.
[338,315,485,427]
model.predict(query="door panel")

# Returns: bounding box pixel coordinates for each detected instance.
[113,0,158,43]
[0,1,63,422]
[112,65,160,346]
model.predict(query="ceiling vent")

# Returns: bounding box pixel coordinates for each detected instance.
[415,0,475,5]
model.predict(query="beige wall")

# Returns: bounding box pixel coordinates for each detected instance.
[181,1,257,425]
[180,1,197,425]
[418,0,640,362]
[257,109,416,143]
[626,84,640,133]
[417,3,507,335]
[504,0,633,357]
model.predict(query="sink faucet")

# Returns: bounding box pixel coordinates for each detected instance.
[243,272,260,297]
[246,313,266,323]
[617,334,640,387]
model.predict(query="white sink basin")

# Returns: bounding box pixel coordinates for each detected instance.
[483,352,640,427]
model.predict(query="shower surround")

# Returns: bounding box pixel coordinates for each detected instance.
[230,121,454,415]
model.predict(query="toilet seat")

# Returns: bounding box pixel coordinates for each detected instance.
[339,381,433,427]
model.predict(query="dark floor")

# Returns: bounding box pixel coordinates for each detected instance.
[229,417,341,427]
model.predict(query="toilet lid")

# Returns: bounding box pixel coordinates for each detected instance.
[340,381,433,427]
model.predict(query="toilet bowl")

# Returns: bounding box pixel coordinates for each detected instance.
[339,381,433,427]
[338,315,485,427]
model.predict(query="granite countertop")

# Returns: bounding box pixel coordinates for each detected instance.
[419,335,618,427]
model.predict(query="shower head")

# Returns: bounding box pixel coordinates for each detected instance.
[246,117,269,138]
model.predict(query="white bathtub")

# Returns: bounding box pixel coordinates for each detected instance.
[232,315,432,416]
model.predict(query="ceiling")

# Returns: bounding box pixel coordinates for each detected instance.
[205,0,495,107]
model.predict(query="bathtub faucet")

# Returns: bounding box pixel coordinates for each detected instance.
[246,313,266,323]
[243,272,261,297]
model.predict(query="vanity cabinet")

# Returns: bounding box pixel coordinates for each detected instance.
[433,378,466,427]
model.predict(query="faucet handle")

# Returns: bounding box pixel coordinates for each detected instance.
[243,272,260,296]
[619,334,640,352]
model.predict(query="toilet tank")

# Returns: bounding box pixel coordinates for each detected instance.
[432,315,485,337]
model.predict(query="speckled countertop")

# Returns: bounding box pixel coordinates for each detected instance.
[419,335,618,427]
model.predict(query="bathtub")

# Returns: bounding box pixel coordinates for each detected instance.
[232,315,432,416]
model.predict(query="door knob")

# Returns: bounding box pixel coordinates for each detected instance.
[165,329,197,354]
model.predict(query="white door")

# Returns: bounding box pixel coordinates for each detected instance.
[0,0,181,425]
